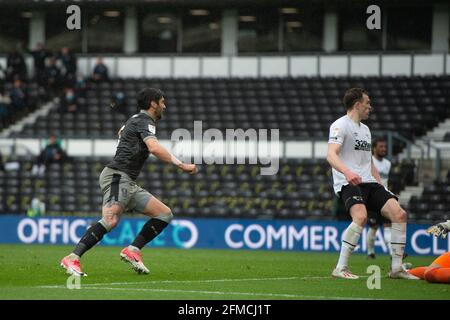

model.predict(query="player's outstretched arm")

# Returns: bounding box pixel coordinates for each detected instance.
[427,220,450,239]
[145,138,198,174]
[327,143,362,185]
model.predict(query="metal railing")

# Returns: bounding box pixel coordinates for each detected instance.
[423,140,450,178]
[0,143,34,158]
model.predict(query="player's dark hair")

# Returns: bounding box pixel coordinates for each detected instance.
[372,136,387,150]
[137,87,165,110]
[343,88,369,110]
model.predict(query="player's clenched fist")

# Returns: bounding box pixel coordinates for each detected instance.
[179,163,198,174]
[343,169,362,186]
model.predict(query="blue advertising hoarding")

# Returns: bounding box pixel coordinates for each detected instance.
[0,215,448,256]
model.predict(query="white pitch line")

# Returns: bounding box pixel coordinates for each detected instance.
[36,277,307,288]
[35,276,311,289]
[83,275,376,287]
[37,274,378,289]
[82,276,307,287]
[35,285,384,300]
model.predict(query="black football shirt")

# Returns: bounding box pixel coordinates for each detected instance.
[107,110,157,180]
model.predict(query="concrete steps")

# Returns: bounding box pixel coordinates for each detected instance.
[0,98,58,138]
[424,118,450,141]
[398,184,424,207]
[398,118,450,160]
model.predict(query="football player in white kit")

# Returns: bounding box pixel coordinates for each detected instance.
[327,88,418,280]
[367,137,393,259]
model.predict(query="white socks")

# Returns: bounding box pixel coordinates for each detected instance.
[367,228,376,255]
[337,222,363,270]
[384,226,392,255]
[390,223,406,272]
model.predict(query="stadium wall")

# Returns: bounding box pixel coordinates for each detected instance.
[63,53,450,77]
[0,138,323,159]
[0,215,448,256]
[0,53,449,78]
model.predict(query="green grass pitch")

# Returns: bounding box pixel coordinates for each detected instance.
[0,244,448,300]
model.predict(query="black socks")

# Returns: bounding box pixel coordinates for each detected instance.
[73,222,108,257]
[131,218,169,250]
[72,218,169,256]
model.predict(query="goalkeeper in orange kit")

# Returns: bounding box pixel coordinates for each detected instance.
[406,220,450,284]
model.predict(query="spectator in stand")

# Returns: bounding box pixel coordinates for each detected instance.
[75,75,87,98]
[110,91,127,116]
[30,43,52,86]
[9,79,28,115]
[6,49,27,82]
[32,134,69,176]
[45,57,62,95]
[92,57,109,82]
[60,87,78,113]
[58,47,77,87]
[0,91,11,127]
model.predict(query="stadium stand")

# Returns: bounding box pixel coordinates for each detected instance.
[0,155,419,221]
[408,170,450,224]
[2,74,449,222]
[11,76,450,142]
[0,80,46,127]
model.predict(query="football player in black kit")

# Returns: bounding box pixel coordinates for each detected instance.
[61,88,197,276]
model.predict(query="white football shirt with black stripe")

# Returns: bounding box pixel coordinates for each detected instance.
[328,115,378,194]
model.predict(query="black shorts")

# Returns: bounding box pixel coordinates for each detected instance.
[339,183,398,218]
[367,211,391,227]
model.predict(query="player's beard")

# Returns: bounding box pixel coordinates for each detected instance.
[156,107,164,120]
